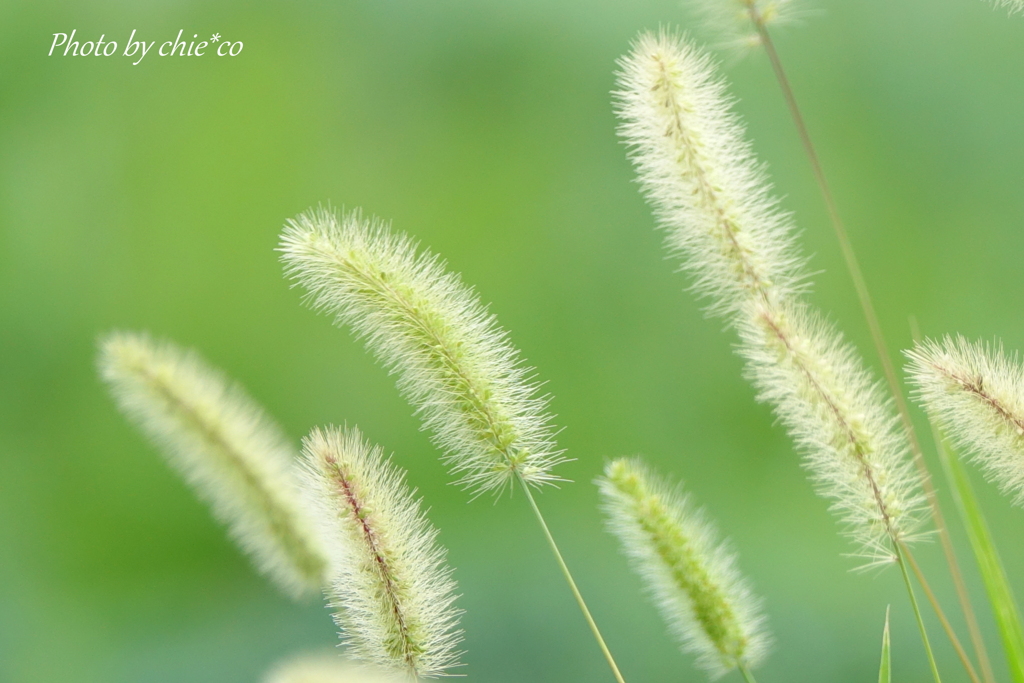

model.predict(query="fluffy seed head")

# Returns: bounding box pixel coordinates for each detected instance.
[615,30,805,319]
[300,426,463,678]
[98,331,328,596]
[263,653,406,683]
[616,32,926,564]
[280,208,565,495]
[598,458,769,677]
[740,301,926,563]
[907,336,1024,505]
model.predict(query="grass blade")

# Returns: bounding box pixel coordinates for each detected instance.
[940,439,1024,682]
[879,606,891,683]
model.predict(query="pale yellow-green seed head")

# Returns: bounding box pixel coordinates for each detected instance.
[98,331,328,597]
[598,458,769,677]
[300,426,463,678]
[615,31,804,318]
[280,208,565,495]
[908,336,1024,506]
[738,299,928,564]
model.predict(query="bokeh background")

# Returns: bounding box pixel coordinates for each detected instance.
[3,0,1024,681]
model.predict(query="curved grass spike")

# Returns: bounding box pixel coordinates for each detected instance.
[598,458,769,679]
[300,427,463,678]
[281,209,627,683]
[98,332,328,597]
[280,208,564,496]
[908,337,1024,505]
[615,31,925,567]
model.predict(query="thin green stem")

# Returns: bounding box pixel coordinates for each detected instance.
[518,475,627,683]
[904,546,982,683]
[896,543,943,683]
[738,663,758,683]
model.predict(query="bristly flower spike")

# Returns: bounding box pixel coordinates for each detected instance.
[281,210,628,683]
[737,299,928,564]
[598,458,770,678]
[300,426,463,679]
[908,336,1024,506]
[615,31,804,318]
[279,208,566,496]
[98,332,329,597]
[615,32,926,565]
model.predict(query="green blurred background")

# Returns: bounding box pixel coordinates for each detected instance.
[3,0,1024,681]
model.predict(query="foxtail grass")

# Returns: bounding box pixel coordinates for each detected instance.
[599,458,769,679]
[300,426,463,678]
[908,337,1024,505]
[98,331,328,597]
[615,31,926,567]
[282,209,627,683]
[280,208,564,496]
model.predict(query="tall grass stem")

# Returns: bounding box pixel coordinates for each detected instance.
[519,476,627,683]
[896,544,943,683]
[903,546,982,683]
